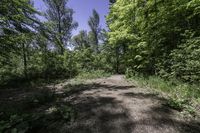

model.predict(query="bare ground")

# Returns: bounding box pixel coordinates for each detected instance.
[61,75,200,133]
[0,75,200,133]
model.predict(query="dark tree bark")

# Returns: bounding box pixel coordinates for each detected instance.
[22,42,28,79]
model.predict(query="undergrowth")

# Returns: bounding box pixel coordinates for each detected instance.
[75,70,111,80]
[126,73,200,118]
[0,105,76,133]
[0,87,76,132]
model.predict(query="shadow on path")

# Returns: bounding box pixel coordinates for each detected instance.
[64,83,200,133]
[66,96,135,133]
[1,80,199,133]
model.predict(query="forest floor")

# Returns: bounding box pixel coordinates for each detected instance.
[0,75,200,133]
[63,75,200,133]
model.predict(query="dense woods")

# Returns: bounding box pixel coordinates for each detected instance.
[2,0,199,85]
[107,0,200,83]
[0,0,200,132]
[0,0,114,87]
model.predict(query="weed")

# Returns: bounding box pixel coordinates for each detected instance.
[126,74,200,117]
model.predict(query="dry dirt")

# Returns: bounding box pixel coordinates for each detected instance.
[61,75,200,133]
[0,75,199,133]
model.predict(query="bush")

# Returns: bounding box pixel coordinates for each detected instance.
[170,36,200,83]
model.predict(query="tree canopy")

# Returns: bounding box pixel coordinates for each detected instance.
[107,0,200,83]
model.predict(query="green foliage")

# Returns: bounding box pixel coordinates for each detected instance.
[0,88,75,132]
[168,98,189,111]
[43,0,78,54]
[76,70,111,80]
[0,0,39,85]
[88,9,100,53]
[170,36,200,83]
[0,105,76,133]
[72,30,90,50]
[0,0,115,87]
[108,0,200,81]
[108,0,200,118]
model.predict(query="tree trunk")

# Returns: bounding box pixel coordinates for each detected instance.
[94,32,99,53]
[115,46,120,74]
[22,43,28,80]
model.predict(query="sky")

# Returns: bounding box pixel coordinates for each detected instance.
[33,0,109,36]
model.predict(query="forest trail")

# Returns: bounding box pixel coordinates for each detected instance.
[63,75,200,133]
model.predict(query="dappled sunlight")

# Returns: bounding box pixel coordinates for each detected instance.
[62,76,200,133]
[1,0,200,132]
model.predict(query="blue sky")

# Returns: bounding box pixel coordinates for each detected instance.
[33,0,109,35]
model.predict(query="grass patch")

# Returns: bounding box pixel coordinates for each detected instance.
[75,70,111,80]
[126,74,200,117]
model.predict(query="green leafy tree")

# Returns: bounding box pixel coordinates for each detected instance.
[88,9,100,53]
[71,30,90,50]
[0,0,40,82]
[107,0,200,82]
[43,0,78,54]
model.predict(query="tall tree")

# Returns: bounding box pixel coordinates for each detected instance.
[107,0,200,82]
[0,0,39,79]
[72,30,90,50]
[43,0,78,54]
[88,9,100,53]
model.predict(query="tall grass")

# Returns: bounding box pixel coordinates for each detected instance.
[126,74,200,117]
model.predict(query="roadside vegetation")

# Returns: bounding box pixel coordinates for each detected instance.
[0,70,110,133]
[108,0,200,119]
[126,71,200,118]
[75,70,111,80]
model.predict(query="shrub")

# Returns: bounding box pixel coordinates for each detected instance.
[170,36,200,83]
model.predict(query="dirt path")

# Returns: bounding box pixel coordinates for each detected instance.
[62,75,200,133]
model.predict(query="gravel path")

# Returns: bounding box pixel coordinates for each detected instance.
[63,75,200,133]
